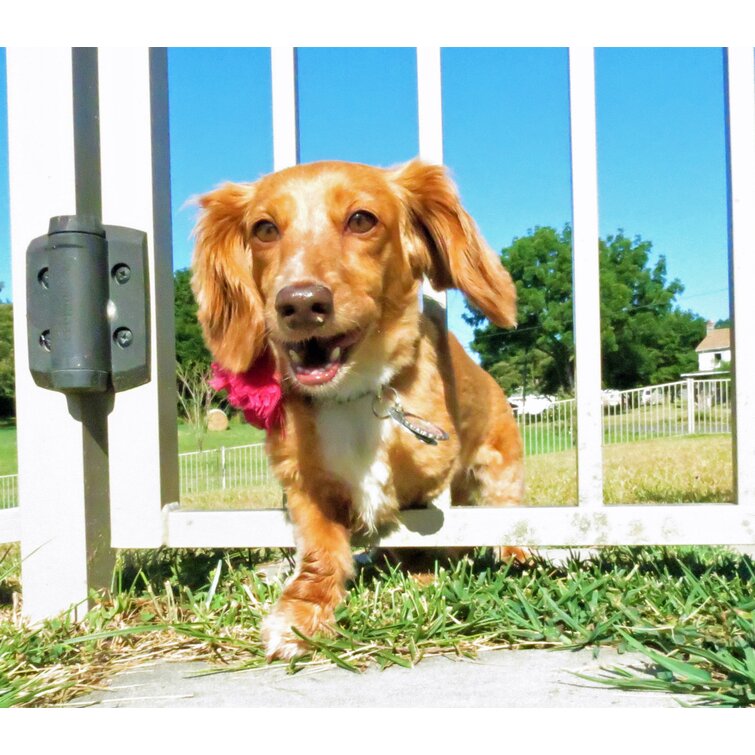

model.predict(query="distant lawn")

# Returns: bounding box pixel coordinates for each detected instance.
[0,417,734,509]
[184,434,733,511]
[524,434,733,507]
[0,423,17,476]
[0,415,266,476]
[177,416,265,454]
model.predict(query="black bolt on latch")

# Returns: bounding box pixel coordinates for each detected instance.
[26,216,151,394]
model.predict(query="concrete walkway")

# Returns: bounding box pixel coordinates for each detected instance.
[71,646,695,708]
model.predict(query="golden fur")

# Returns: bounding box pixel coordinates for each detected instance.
[192,159,524,659]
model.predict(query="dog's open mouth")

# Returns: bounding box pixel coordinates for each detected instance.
[284,330,361,386]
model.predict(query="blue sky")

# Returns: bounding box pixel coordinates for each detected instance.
[0,47,732,356]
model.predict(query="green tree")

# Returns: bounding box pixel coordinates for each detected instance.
[0,304,15,417]
[468,225,707,394]
[174,268,212,370]
[176,361,215,452]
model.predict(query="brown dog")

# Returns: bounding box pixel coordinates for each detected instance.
[192,160,523,659]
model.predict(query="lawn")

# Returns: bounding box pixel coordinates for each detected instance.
[0,430,748,707]
[1,545,754,707]
[177,416,266,454]
[0,423,17,476]
[0,415,733,510]
[519,404,731,455]
[525,434,733,507]
[181,434,734,510]
[0,417,266,476]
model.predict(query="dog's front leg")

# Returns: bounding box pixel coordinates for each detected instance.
[262,489,353,661]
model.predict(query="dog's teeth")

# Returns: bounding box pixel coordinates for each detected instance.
[330,346,342,363]
[289,349,302,365]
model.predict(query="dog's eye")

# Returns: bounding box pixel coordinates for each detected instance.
[347,211,378,234]
[252,220,279,242]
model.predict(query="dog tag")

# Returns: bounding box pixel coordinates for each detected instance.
[387,405,449,445]
[373,387,449,445]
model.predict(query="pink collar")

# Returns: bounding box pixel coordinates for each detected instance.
[209,349,284,431]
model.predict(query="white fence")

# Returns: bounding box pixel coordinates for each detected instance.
[1,375,734,509]
[0,376,734,510]
[0,474,17,511]
[0,443,274,508]
[1,46,754,623]
[180,443,274,495]
[518,376,732,455]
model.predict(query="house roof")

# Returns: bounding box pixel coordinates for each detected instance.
[696,327,731,353]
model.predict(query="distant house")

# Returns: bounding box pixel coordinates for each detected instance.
[695,321,731,373]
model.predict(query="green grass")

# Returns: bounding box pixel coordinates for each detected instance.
[524,434,733,507]
[520,407,730,456]
[177,416,266,454]
[0,429,743,707]
[0,423,18,476]
[177,435,732,511]
[0,416,266,476]
[2,545,754,707]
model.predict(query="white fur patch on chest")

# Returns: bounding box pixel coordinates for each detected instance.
[316,396,396,533]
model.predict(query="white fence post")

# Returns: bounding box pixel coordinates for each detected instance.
[221,446,227,491]
[725,48,755,509]
[98,48,179,548]
[416,47,448,324]
[7,48,114,621]
[271,47,298,171]
[417,47,444,166]
[568,47,604,509]
[686,377,696,435]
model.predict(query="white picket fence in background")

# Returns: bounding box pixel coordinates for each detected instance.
[518,375,732,455]
[0,474,17,511]
[0,375,734,510]
[180,442,274,495]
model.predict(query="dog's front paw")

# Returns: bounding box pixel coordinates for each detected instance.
[261,599,333,661]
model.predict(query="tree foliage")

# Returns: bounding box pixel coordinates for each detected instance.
[174,268,212,370]
[467,226,707,395]
[176,361,215,452]
[0,304,14,417]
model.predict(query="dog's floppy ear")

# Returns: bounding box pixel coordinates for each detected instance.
[391,160,517,329]
[191,182,266,372]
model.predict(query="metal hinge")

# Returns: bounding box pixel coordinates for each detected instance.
[26,215,150,394]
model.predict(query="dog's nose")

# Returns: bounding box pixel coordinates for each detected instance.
[275,283,334,330]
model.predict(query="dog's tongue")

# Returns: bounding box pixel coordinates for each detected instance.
[294,361,341,386]
[288,331,361,386]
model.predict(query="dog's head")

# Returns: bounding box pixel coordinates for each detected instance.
[192,159,516,398]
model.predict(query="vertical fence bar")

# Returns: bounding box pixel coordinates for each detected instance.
[726,53,755,509]
[726,48,755,507]
[99,48,180,547]
[7,48,114,620]
[568,48,604,508]
[417,47,444,165]
[271,47,298,171]
[416,46,448,318]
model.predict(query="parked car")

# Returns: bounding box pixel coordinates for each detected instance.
[640,387,664,405]
[601,389,621,408]
[509,394,556,417]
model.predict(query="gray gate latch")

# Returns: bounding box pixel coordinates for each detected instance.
[26,215,150,394]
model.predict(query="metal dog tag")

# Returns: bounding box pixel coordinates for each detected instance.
[387,405,449,445]
[373,387,449,445]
